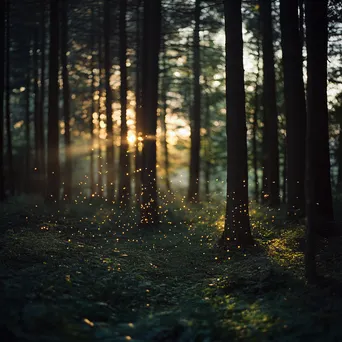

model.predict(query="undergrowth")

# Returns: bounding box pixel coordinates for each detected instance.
[0,195,342,341]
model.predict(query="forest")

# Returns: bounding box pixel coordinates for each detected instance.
[1,0,342,341]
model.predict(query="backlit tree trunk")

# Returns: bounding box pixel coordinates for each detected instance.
[5,0,14,196]
[260,0,279,206]
[305,0,332,281]
[118,0,131,207]
[61,0,72,200]
[280,0,306,217]
[220,0,253,248]
[188,0,201,203]
[47,0,60,201]
[140,0,161,227]
[0,0,5,201]
[103,0,115,202]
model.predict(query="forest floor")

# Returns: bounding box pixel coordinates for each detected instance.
[1,195,342,342]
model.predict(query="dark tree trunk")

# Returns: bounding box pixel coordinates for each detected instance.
[118,0,131,207]
[134,0,142,204]
[260,0,279,206]
[25,50,31,193]
[47,0,60,201]
[97,34,104,198]
[0,0,5,201]
[337,114,342,189]
[89,6,95,197]
[252,34,261,202]
[188,0,201,203]
[33,27,40,184]
[305,0,333,281]
[5,0,14,196]
[103,0,115,202]
[38,0,46,190]
[161,37,171,193]
[282,136,287,204]
[140,0,161,227]
[280,0,306,217]
[220,0,253,248]
[61,0,72,200]
[204,91,211,199]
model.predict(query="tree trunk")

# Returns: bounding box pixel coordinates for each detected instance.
[118,0,131,208]
[220,0,253,248]
[97,34,104,198]
[140,0,161,227]
[47,0,60,202]
[33,27,41,188]
[305,0,333,280]
[89,6,95,197]
[0,0,5,201]
[260,0,279,206]
[5,0,14,196]
[280,0,306,217]
[161,37,171,193]
[103,0,115,202]
[25,50,31,193]
[337,113,342,189]
[252,33,261,202]
[188,0,201,203]
[134,0,142,204]
[61,0,72,200]
[38,0,46,191]
[204,91,211,199]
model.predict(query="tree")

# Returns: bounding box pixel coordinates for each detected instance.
[0,0,4,201]
[134,0,143,203]
[220,0,253,248]
[5,0,14,196]
[38,0,46,191]
[47,0,60,201]
[160,36,171,193]
[118,0,131,207]
[89,5,96,197]
[24,47,31,193]
[103,0,115,202]
[251,31,261,202]
[61,0,72,200]
[305,0,332,281]
[188,0,201,203]
[140,0,161,227]
[280,0,306,217]
[260,0,279,206]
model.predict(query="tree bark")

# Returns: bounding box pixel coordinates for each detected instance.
[134,0,143,204]
[161,37,171,193]
[103,0,115,202]
[61,0,72,200]
[5,0,14,196]
[280,0,306,217]
[89,5,95,197]
[305,0,333,281]
[188,0,201,203]
[252,33,261,202]
[140,0,161,227]
[38,0,46,191]
[47,0,60,201]
[204,90,211,199]
[97,33,104,198]
[260,0,279,206]
[118,0,131,207]
[220,0,253,248]
[25,48,31,193]
[0,0,5,201]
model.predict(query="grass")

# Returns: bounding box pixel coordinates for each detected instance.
[1,195,342,341]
